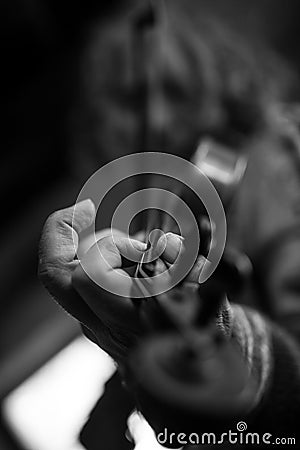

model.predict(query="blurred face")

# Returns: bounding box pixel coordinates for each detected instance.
[79,15,214,168]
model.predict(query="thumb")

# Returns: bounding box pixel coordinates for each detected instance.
[38,199,101,331]
[38,198,96,302]
[39,199,95,276]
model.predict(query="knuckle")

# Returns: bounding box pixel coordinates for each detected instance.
[45,209,71,229]
[38,262,58,285]
[46,210,62,224]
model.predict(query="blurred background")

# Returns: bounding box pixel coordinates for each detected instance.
[1,1,300,449]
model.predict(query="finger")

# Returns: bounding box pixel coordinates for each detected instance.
[96,236,147,271]
[133,230,146,242]
[151,234,186,293]
[38,199,100,330]
[187,256,206,283]
[72,236,147,324]
[39,199,95,274]
[159,232,184,264]
[78,228,128,257]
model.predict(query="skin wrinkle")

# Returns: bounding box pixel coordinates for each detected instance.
[216,297,233,338]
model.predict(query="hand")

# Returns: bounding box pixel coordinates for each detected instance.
[38,199,183,363]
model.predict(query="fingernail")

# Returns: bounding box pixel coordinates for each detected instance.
[165,232,184,240]
[131,239,147,251]
[77,198,95,207]
[75,199,96,216]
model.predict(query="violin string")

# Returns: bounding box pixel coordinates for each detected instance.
[130,0,191,323]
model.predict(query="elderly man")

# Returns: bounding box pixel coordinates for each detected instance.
[39,1,300,448]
